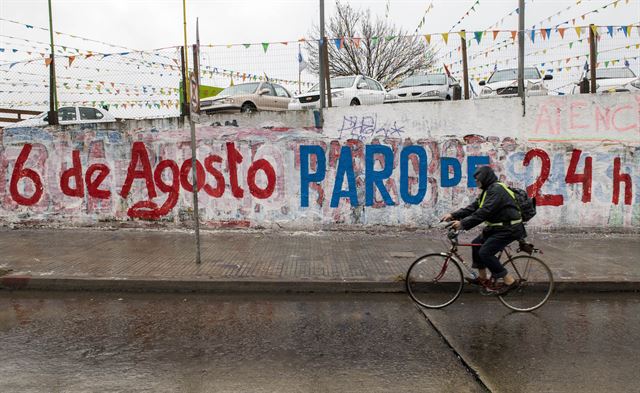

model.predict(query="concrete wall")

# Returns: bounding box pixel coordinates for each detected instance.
[1,93,638,230]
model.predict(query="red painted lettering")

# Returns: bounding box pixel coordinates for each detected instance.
[523,149,563,206]
[120,142,156,199]
[10,144,43,206]
[612,157,632,205]
[612,105,637,132]
[179,159,206,193]
[86,164,111,199]
[569,101,588,130]
[60,150,84,197]
[595,106,611,131]
[247,159,276,199]
[204,155,225,197]
[226,142,244,198]
[565,149,592,203]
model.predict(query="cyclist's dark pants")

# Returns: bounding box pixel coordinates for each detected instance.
[471,224,526,279]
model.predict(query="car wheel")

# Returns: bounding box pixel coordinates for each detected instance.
[350,98,360,106]
[241,102,257,113]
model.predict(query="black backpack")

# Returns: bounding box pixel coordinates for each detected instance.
[510,187,537,222]
[496,183,537,222]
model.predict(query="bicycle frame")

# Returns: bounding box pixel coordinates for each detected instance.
[444,231,518,280]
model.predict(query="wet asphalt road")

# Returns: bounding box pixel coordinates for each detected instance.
[0,291,638,393]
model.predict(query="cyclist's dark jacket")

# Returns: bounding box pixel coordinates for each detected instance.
[451,166,524,236]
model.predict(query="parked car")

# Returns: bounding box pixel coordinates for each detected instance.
[289,75,387,110]
[199,82,293,114]
[478,67,552,98]
[571,67,640,94]
[386,73,459,102]
[5,106,116,128]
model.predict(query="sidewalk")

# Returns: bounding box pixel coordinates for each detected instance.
[1,228,638,293]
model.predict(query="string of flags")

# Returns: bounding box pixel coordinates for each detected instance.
[2,99,181,110]
[414,1,435,32]
[448,0,481,32]
[436,0,630,66]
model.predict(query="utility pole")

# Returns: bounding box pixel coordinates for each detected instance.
[183,0,190,105]
[319,0,326,112]
[589,24,597,94]
[47,0,58,125]
[517,0,525,115]
[188,19,202,265]
[460,30,469,100]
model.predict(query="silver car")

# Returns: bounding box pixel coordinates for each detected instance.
[386,74,459,102]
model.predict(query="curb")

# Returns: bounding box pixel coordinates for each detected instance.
[1,275,639,293]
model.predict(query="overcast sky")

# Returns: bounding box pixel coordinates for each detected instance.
[2,0,637,52]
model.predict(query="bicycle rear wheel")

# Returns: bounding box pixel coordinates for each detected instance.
[406,253,464,309]
[499,255,554,312]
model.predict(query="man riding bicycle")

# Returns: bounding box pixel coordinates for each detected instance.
[441,166,524,295]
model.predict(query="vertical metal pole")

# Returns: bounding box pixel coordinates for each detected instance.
[319,0,326,109]
[589,24,597,94]
[460,30,469,100]
[47,0,58,125]
[190,43,201,265]
[180,47,189,117]
[183,0,190,104]
[323,38,333,107]
[518,0,525,115]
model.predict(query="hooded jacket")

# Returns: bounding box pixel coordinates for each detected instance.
[451,166,522,231]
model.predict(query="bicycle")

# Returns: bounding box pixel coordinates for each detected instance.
[406,224,554,312]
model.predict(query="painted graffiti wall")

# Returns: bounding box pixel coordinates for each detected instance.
[1,93,638,230]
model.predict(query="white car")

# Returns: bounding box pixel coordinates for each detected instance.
[5,106,116,128]
[478,67,552,98]
[571,67,640,94]
[289,75,387,110]
[386,73,459,102]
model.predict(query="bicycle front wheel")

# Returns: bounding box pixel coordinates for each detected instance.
[406,253,464,309]
[499,255,554,312]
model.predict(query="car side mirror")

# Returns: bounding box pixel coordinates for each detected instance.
[543,74,553,81]
[479,80,486,86]
[357,82,367,89]
[259,88,270,95]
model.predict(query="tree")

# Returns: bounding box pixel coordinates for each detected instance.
[306,1,436,87]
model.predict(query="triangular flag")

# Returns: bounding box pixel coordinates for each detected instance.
[545,28,551,39]
[68,56,75,67]
[575,27,582,38]
[441,33,449,44]
[262,43,269,53]
[530,30,536,43]
[492,30,499,40]
[385,36,396,42]
[371,37,379,47]
[458,31,466,39]
[590,25,599,36]
[557,28,566,38]
[607,26,614,37]
[625,25,632,37]
[511,31,517,41]
[474,31,483,44]
[85,52,93,59]
[424,34,431,45]
[569,41,574,49]
[604,61,609,68]
[243,43,251,48]
[353,37,361,48]
[540,28,547,40]
[45,58,52,67]
[334,38,342,49]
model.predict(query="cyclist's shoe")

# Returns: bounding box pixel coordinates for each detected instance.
[465,277,489,286]
[495,279,521,296]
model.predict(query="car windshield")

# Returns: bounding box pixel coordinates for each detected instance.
[488,68,541,83]
[399,74,446,87]
[220,83,260,96]
[309,76,356,92]
[596,68,636,79]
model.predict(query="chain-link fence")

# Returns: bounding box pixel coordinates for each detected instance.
[1,5,639,127]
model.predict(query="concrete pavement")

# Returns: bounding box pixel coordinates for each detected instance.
[0,228,638,292]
